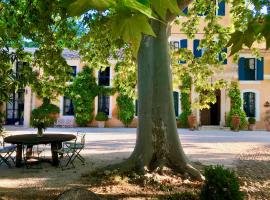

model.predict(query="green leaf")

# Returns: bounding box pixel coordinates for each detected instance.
[65,0,116,16]
[111,13,155,58]
[123,0,156,19]
[227,31,244,55]
[151,0,180,20]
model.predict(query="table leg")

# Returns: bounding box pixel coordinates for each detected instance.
[51,142,61,166]
[16,144,23,167]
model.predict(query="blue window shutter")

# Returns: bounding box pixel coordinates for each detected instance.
[180,39,188,48]
[219,48,227,64]
[257,57,264,80]
[173,92,179,117]
[218,1,225,16]
[238,57,246,80]
[193,39,202,58]
[183,7,188,15]
[180,39,188,64]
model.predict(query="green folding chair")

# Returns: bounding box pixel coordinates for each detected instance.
[0,135,16,168]
[56,132,86,170]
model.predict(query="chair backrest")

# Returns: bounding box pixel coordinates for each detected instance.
[0,132,6,147]
[76,131,86,146]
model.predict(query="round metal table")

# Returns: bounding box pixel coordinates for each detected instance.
[4,134,76,167]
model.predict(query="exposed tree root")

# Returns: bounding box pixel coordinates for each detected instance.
[103,153,204,181]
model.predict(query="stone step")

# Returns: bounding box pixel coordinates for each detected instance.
[199,126,230,131]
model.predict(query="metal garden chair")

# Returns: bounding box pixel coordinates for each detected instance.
[22,144,43,169]
[56,131,86,170]
[0,134,16,168]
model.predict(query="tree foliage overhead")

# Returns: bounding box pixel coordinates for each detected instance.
[228,0,270,54]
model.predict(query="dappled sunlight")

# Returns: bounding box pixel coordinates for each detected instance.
[2,127,270,199]
[0,178,49,188]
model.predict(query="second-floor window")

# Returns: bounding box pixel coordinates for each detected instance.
[98,67,110,86]
[238,57,264,81]
[63,97,74,116]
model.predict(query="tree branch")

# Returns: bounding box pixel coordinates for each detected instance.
[167,0,193,22]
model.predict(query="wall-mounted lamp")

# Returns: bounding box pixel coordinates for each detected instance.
[264,101,270,108]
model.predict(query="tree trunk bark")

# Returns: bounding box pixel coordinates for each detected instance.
[121,20,203,180]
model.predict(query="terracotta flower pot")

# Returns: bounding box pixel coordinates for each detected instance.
[248,124,256,131]
[231,115,240,131]
[49,113,59,119]
[188,115,197,130]
[97,121,105,128]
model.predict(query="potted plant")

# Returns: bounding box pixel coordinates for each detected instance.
[95,112,108,128]
[265,110,270,131]
[248,117,256,131]
[188,114,197,130]
[30,103,60,137]
[231,115,240,131]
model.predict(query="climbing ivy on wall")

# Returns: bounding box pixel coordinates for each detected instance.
[67,67,114,126]
[226,81,247,129]
[178,74,192,128]
[116,94,134,127]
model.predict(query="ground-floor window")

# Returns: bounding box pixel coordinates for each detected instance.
[243,92,256,118]
[63,97,74,116]
[98,94,110,116]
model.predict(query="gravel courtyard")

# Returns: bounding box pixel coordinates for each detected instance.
[1,127,270,199]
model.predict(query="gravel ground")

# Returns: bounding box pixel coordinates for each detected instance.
[1,127,270,199]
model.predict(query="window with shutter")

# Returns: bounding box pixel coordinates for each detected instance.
[257,58,264,80]
[217,0,225,16]
[193,39,202,58]
[238,57,264,81]
[179,39,188,64]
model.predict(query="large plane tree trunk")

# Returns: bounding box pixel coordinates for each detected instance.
[115,20,203,180]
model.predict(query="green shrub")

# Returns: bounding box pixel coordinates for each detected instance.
[248,117,256,124]
[116,94,134,127]
[226,81,247,129]
[67,67,114,126]
[30,102,60,131]
[95,112,108,121]
[200,165,244,200]
[178,74,192,128]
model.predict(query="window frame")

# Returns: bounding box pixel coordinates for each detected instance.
[241,89,260,121]
[63,96,74,116]
[98,67,111,86]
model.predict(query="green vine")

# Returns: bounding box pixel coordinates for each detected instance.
[178,74,192,128]
[116,94,134,127]
[226,81,247,129]
[67,67,115,127]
